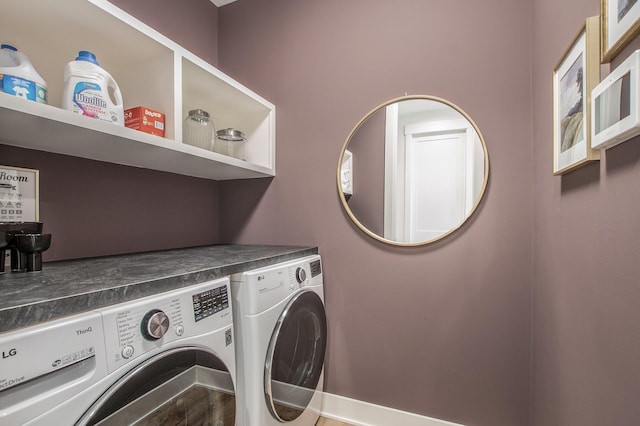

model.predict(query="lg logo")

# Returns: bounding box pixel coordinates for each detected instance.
[2,348,17,359]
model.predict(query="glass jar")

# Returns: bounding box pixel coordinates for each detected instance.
[214,128,246,160]
[183,109,215,150]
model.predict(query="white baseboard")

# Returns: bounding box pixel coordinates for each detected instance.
[319,392,466,426]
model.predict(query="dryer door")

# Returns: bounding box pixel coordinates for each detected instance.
[264,290,327,422]
[76,347,235,425]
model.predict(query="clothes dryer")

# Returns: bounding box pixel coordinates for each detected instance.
[0,277,236,425]
[231,254,327,426]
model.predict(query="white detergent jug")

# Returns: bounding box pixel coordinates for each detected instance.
[0,44,47,103]
[62,51,124,125]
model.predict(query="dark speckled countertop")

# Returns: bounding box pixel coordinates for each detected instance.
[0,244,317,334]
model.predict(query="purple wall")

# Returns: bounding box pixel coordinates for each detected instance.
[345,108,385,237]
[110,0,219,66]
[531,1,640,425]
[218,1,533,425]
[0,145,219,261]
[8,1,638,424]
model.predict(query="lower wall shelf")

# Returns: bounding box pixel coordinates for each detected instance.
[0,96,274,180]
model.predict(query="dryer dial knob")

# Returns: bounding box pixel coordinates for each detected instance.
[295,267,307,284]
[141,309,170,340]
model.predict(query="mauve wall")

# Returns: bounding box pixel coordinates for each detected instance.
[218,1,533,425]
[11,1,640,423]
[110,0,219,66]
[0,146,219,260]
[531,1,640,425]
[0,0,221,261]
[345,108,385,237]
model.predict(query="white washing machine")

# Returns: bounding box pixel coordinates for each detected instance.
[231,254,327,426]
[0,277,236,425]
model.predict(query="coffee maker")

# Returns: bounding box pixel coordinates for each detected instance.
[0,222,51,273]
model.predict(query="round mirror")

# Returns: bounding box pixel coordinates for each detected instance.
[337,95,489,246]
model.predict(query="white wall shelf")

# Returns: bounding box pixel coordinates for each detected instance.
[0,0,275,180]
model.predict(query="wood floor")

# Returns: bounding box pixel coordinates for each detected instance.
[316,417,356,426]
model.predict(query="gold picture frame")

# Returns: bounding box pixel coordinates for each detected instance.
[553,16,601,175]
[601,0,640,63]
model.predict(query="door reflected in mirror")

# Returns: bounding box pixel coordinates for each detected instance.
[337,95,489,246]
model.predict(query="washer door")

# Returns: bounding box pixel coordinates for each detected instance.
[76,347,235,425]
[264,290,327,422]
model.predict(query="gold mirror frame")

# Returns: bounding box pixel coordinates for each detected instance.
[337,95,490,247]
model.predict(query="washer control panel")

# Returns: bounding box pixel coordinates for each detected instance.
[100,277,231,373]
[193,285,229,322]
[141,309,171,340]
[295,267,307,285]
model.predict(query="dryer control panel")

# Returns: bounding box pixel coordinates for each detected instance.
[232,255,323,315]
[101,277,231,373]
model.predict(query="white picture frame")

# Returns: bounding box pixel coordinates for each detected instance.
[0,165,39,222]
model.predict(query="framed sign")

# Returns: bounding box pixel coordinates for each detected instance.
[602,0,640,63]
[0,165,39,222]
[553,16,601,175]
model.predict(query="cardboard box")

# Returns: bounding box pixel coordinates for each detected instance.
[125,106,165,137]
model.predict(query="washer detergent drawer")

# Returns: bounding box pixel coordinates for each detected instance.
[0,313,107,425]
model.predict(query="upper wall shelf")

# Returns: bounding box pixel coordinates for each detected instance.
[0,0,275,180]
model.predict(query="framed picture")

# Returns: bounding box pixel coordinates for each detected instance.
[602,0,640,63]
[553,16,601,175]
[0,165,39,222]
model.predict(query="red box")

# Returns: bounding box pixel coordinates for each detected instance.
[125,106,165,137]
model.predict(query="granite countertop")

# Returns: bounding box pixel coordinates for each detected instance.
[0,244,318,334]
